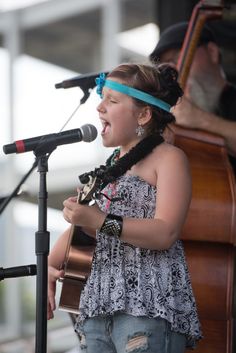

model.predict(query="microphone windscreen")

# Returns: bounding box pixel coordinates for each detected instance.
[81,124,98,142]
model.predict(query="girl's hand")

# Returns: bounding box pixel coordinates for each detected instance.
[47,265,64,320]
[62,197,106,231]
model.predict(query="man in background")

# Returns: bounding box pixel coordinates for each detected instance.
[149,21,236,174]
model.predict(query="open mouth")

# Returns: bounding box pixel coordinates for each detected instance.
[101,120,110,135]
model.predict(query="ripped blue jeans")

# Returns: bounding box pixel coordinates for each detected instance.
[75,313,186,353]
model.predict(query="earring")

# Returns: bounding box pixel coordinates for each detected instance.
[136,124,145,137]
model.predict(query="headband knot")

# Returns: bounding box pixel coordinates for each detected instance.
[95,72,106,97]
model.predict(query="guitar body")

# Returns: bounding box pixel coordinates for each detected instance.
[59,176,98,314]
[59,226,96,314]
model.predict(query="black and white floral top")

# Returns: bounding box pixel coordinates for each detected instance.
[77,174,202,347]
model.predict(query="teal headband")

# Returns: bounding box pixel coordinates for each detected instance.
[95,72,171,113]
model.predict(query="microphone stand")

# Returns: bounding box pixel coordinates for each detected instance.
[33,85,93,351]
[1,87,92,353]
[0,150,52,353]
[34,147,54,353]
[33,84,91,352]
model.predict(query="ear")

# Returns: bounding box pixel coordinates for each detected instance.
[137,106,152,126]
[206,42,220,64]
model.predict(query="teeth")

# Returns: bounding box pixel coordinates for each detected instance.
[101,120,110,134]
[101,120,109,128]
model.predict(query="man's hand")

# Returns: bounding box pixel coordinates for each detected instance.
[171,96,204,130]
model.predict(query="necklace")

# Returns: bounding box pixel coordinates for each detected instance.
[110,148,120,166]
[103,148,120,210]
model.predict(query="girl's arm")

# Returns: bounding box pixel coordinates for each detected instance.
[121,147,191,249]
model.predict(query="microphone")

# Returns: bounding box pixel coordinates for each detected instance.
[0,264,37,281]
[3,124,98,155]
[55,71,109,90]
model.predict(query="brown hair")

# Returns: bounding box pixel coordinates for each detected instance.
[108,63,183,135]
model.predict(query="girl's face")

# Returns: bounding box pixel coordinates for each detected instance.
[96,79,144,155]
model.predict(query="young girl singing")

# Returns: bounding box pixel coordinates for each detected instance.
[48,63,201,353]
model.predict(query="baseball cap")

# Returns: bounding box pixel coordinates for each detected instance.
[150,21,217,61]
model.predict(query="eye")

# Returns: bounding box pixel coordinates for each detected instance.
[109,95,118,103]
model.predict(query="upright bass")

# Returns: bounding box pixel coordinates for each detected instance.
[172,1,236,352]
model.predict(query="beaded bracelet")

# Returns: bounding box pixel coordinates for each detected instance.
[100,213,123,238]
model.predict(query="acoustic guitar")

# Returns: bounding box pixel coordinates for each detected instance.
[58,176,99,314]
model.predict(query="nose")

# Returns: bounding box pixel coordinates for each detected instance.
[97,100,106,113]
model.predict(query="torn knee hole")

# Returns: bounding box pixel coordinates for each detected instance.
[126,332,149,352]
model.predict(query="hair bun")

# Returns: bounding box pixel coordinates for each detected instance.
[157,64,183,105]
[158,64,178,82]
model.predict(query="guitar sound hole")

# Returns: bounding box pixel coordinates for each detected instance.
[71,226,96,246]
